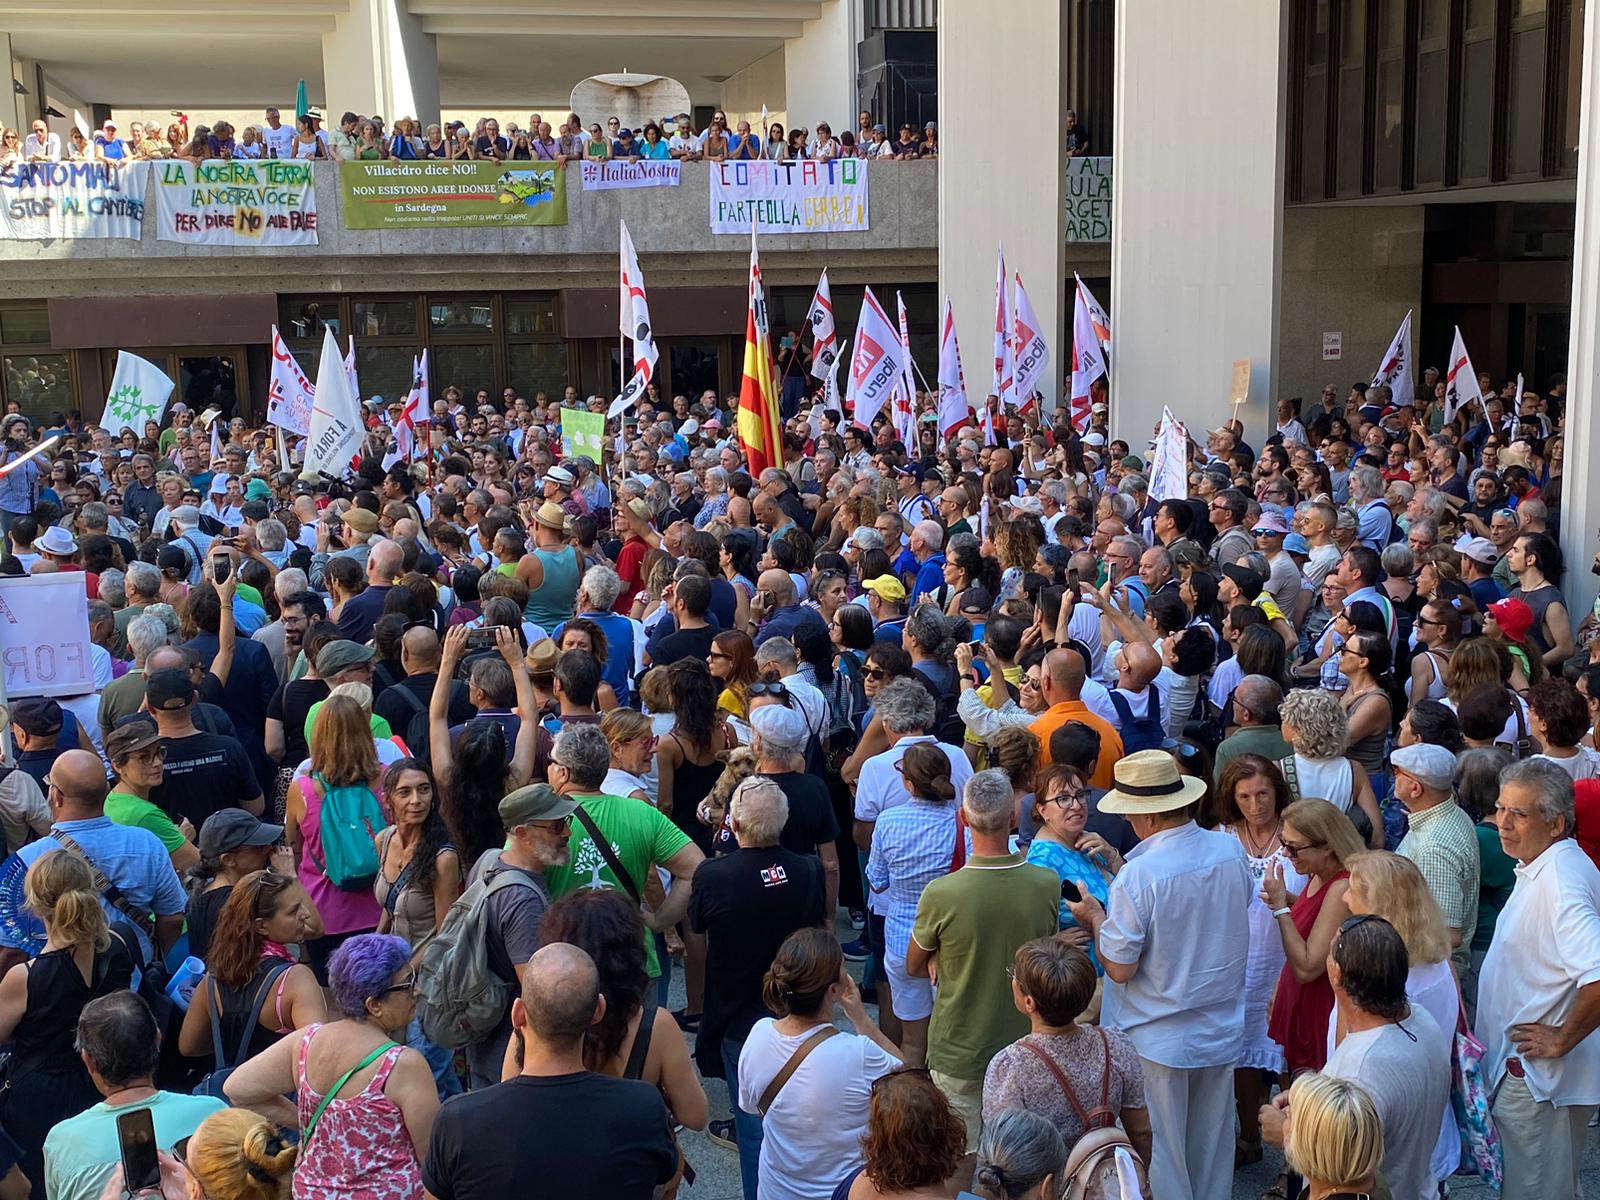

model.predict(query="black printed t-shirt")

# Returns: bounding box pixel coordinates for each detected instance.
[151,731,259,828]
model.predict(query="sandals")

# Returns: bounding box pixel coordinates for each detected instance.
[1235,1138,1263,1169]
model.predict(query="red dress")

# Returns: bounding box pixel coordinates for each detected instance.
[1266,869,1347,1073]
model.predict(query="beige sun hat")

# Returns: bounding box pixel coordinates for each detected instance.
[1095,749,1209,815]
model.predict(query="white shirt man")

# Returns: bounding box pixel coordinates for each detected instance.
[260,108,295,159]
[24,123,60,162]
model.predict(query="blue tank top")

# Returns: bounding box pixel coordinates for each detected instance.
[525,545,581,629]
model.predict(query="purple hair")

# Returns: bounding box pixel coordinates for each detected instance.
[327,933,412,1019]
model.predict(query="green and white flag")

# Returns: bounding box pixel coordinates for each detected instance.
[102,351,175,434]
[560,406,605,461]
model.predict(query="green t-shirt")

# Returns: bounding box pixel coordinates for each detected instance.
[911,853,1060,1081]
[303,704,392,745]
[235,580,264,609]
[105,789,186,852]
[542,792,693,978]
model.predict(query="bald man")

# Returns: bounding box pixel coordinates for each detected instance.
[423,942,679,1199]
[752,566,828,649]
[374,625,476,744]
[335,537,402,643]
[1107,641,1170,751]
[4,748,186,965]
[1029,647,1124,789]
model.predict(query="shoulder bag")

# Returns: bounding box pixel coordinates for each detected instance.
[757,1025,839,1117]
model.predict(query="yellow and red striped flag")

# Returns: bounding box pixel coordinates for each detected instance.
[736,220,783,475]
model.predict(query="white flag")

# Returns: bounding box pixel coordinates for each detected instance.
[267,325,315,436]
[845,287,906,428]
[823,336,848,413]
[1149,407,1190,502]
[101,351,174,434]
[806,269,838,381]
[308,326,364,479]
[383,354,421,470]
[1012,272,1052,408]
[1442,326,1485,426]
[1370,310,1414,410]
[1075,274,1112,358]
[209,414,223,465]
[611,219,658,422]
[1070,283,1108,432]
[937,296,969,438]
[894,292,918,448]
[344,336,360,407]
[992,246,1014,405]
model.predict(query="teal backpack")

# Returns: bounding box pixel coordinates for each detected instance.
[299,773,386,890]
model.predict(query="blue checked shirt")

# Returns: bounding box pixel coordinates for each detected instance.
[866,799,970,963]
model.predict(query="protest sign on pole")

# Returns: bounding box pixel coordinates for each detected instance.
[307,326,363,479]
[152,159,317,245]
[267,326,315,436]
[708,159,869,234]
[102,351,175,434]
[580,160,681,190]
[0,161,146,240]
[0,574,94,699]
[561,407,606,461]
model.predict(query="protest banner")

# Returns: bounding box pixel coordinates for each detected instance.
[0,160,146,239]
[102,351,175,434]
[561,407,606,461]
[340,161,567,228]
[581,160,681,190]
[151,158,317,245]
[1149,407,1189,502]
[1066,156,1112,242]
[708,159,869,235]
[0,574,94,700]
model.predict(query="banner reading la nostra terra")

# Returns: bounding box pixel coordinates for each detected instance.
[339,161,567,228]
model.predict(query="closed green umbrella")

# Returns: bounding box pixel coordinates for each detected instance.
[294,79,309,119]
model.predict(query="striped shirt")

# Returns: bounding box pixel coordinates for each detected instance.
[1398,798,1480,972]
[867,798,966,962]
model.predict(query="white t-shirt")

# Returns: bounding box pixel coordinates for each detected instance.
[737,1019,900,1200]
[260,122,296,158]
[1303,541,1342,587]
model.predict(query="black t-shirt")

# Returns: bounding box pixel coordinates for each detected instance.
[423,1073,676,1200]
[711,772,839,858]
[266,678,330,765]
[688,846,825,1060]
[153,731,259,827]
[185,885,231,960]
[372,674,477,758]
[649,623,717,667]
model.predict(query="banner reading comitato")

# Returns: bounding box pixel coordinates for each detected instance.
[340,161,568,228]
[708,158,869,235]
[151,159,317,245]
[581,160,681,190]
[0,161,146,239]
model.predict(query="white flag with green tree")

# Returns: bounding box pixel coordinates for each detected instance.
[102,351,175,434]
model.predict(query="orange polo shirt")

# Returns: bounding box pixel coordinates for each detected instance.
[1030,701,1124,790]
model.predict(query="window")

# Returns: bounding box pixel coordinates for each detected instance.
[0,309,49,345]
[278,296,341,340]
[353,346,419,405]
[430,298,493,333]
[3,353,71,420]
[1299,0,1331,199]
[505,296,558,335]
[432,344,496,396]
[1334,0,1367,196]
[353,299,419,337]
[508,342,570,403]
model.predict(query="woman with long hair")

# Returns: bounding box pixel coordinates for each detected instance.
[941,542,1000,616]
[1337,629,1400,840]
[737,929,900,1200]
[834,1068,968,1200]
[286,694,387,976]
[0,852,134,1190]
[841,644,917,781]
[222,934,438,1198]
[708,629,759,724]
[1445,636,1529,751]
[179,870,326,1071]
[991,520,1042,601]
[1183,570,1226,642]
[1278,688,1384,848]
[1217,754,1304,1165]
[1263,798,1363,1075]
[186,809,291,961]
[265,621,340,814]
[373,759,460,950]
[1456,747,1515,1020]
[1486,596,1547,691]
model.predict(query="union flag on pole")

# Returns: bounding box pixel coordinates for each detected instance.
[1370,310,1413,409]
[993,246,1015,406]
[610,219,658,420]
[1075,274,1111,357]
[735,220,783,475]
[1070,283,1107,432]
[1012,272,1052,407]
[845,287,905,428]
[937,296,969,439]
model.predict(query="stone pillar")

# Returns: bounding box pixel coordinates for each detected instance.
[0,36,18,136]
[1108,0,1290,446]
[322,0,439,127]
[783,0,859,133]
[937,0,1068,413]
[1560,0,1600,620]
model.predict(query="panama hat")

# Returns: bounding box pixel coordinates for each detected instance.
[1096,749,1209,815]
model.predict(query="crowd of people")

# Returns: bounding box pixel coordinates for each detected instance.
[3,106,936,166]
[0,362,1592,1200]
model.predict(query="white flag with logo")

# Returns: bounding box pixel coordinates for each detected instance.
[101,351,174,434]
[845,287,906,428]
[1370,310,1414,409]
[1149,406,1189,502]
[610,219,658,421]
[993,246,1014,405]
[383,354,425,470]
[1442,326,1485,426]
[894,291,918,447]
[1075,274,1112,358]
[1012,272,1052,407]
[806,269,838,381]
[344,337,360,406]
[937,296,969,438]
[267,325,315,436]
[1070,284,1108,432]
[308,326,364,479]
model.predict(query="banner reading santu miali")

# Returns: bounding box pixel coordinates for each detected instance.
[708,159,869,235]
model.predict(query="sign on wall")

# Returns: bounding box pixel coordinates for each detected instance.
[581,160,681,190]
[0,161,146,240]
[1066,156,1112,242]
[0,574,94,699]
[708,159,869,235]
[1323,332,1343,361]
[151,159,317,245]
[340,161,568,228]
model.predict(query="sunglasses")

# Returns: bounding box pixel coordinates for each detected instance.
[862,667,889,681]
[871,1065,934,1093]
[380,971,419,997]
[749,681,791,699]
[1281,837,1324,857]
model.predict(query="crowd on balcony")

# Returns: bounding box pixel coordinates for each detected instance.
[1,105,937,168]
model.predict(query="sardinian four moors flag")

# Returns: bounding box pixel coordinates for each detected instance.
[1012,271,1052,410]
[1371,310,1414,410]
[1070,279,1108,432]
[383,350,429,470]
[845,286,906,430]
[1443,325,1486,426]
[609,218,659,420]
[937,296,970,438]
[806,269,838,382]
[736,222,783,476]
[308,325,365,479]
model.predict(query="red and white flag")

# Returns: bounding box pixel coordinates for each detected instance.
[611,218,658,420]
[1075,274,1111,357]
[266,325,315,437]
[1012,272,1052,408]
[1370,310,1413,410]
[344,337,360,409]
[383,350,429,469]
[937,296,969,438]
[1070,283,1108,432]
[992,246,1014,406]
[806,269,838,381]
[845,287,906,428]
[1443,326,1486,426]
[894,291,918,448]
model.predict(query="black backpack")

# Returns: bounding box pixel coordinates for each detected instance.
[1108,686,1165,753]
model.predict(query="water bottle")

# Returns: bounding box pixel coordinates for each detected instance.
[165,956,206,1011]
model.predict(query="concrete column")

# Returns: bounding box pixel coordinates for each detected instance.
[783,0,858,134]
[1109,0,1290,445]
[0,36,18,136]
[322,0,439,127]
[937,0,1068,413]
[1559,0,1600,620]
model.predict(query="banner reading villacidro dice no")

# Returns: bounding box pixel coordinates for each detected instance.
[708,159,869,235]
[339,161,568,228]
